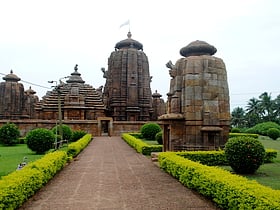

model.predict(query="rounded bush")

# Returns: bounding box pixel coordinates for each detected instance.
[71,130,87,142]
[0,123,20,145]
[26,128,55,154]
[225,136,265,174]
[51,124,73,140]
[231,127,241,133]
[246,121,280,135]
[267,128,280,140]
[155,131,163,144]
[140,123,162,140]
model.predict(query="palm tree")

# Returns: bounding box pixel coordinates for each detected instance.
[231,107,246,128]
[246,97,261,126]
[258,92,274,121]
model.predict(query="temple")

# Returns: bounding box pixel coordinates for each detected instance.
[160,40,230,151]
[102,32,154,121]
[35,65,105,120]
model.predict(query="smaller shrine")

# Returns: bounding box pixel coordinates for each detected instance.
[160,40,230,151]
[35,65,105,120]
[0,70,38,119]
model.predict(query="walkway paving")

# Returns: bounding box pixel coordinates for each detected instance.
[19,136,219,210]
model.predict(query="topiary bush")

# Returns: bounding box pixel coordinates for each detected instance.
[155,131,163,144]
[26,128,55,154]
[51,124,73,141]
[230,127,241,133]
[225,136,265,174]
[267,128,280,140]
[0,123,20,145]
[140,123,162,140]
[70,130,87,142]
[245,121,280,136]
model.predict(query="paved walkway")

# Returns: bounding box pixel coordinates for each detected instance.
[19,136,219,210]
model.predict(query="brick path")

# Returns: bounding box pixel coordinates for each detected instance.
[19,136,219,210]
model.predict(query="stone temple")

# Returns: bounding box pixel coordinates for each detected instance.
[102,32,154,121]
[35,65,105,120]
[160,40,230,151]
[0,70,38,119]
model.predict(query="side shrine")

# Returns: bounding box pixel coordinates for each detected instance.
[159,40,230,151]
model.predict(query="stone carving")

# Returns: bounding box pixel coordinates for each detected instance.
[160,40,230,151]
[103,32,154,121]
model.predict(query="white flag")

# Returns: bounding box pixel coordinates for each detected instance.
[120,20,130,28]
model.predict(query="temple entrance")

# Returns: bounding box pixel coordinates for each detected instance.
[101,120,109,135]
[97,117,113,136]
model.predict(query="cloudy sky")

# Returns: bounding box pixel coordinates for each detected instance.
[1,0,279,111]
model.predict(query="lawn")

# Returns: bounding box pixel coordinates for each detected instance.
[0,144,44,178]
[222,136,280,190]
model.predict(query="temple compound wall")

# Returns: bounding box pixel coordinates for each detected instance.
[160,40,230,151]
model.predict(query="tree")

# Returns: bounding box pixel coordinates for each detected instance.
[231,107,246,128]
[245,97,261,126]
[258,92,275,122]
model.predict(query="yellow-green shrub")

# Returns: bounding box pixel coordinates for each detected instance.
[67,134,92,157]
[0,150,67,209]
[122,133,162,155]
[229,132,259,139]
[158,152,280,209]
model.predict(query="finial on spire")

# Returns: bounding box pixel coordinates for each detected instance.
[74,64,78,71]
[10,69,13,74]
[127,31,132,39]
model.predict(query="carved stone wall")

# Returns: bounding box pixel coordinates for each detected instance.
[160,40,230,151]
[103,32,153,121]
[35,66,105,120]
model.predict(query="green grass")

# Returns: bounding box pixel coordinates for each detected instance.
[0,144,44,178]
[222,136,280,190]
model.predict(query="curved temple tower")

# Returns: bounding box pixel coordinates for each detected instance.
[160,40,230,151]
[103,32,153,121]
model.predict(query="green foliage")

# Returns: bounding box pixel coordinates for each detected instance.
[267,128,280,140]
[26,128,55,154]
[229,132,259,139]
[140,123,161,140]
[122,133,162,155]
[230,127,241,133]
[155,131,163,145]
[51,124,73,140]
[264,149,278,163]
[67,134,92,157]
[0,123,20,145]
[225,137,265,174]
[70,130,87,142]
[0,151,67,209]
[177,150,227,166]
[246,121,280,136]
[158,152,280,210]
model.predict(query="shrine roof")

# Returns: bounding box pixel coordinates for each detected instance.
[180,40,217,57]
[115,32,143,50]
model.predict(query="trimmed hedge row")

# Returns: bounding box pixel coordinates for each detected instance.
[67,134,92,157]
[158,152,280,209]
[177,149,277,165]
[229,132,259,139]
[0,151,67,209]
[122,133,162,155]
[0,133,93,209]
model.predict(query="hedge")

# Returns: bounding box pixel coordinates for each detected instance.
[176,149,277,165]
[158,152,280,209]
[67,134,92,157]
[0,133,93,209]
[0,151,67,209]
[229,132,259,139]
[122,133,162,155]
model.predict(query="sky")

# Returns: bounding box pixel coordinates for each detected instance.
[1,0,279,111]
